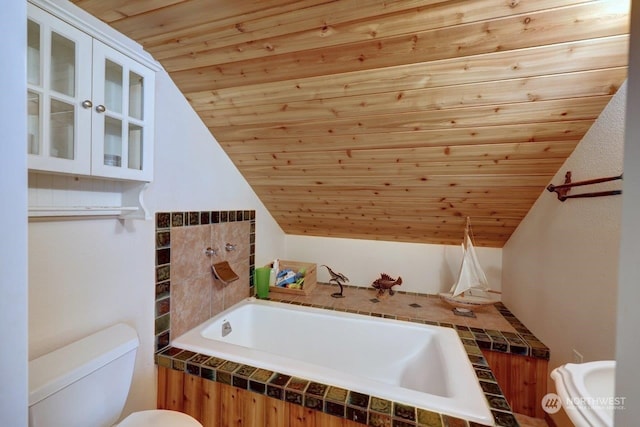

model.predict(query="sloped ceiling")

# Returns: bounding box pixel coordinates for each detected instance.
[73,0,630,247]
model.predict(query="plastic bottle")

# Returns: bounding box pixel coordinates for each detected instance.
[269,258,279,286]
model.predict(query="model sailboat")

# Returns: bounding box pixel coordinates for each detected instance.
[439,217,499,310]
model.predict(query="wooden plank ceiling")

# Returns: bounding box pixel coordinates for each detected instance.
[74,0,630,247]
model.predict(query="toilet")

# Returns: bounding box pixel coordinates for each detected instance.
[28,323,202,427]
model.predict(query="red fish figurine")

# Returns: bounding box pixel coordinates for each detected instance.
[372,273,402,296]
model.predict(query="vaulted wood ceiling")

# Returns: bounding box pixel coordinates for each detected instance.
[73,0,629,247]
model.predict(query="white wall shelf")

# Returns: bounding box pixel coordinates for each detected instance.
[28,206,140,217]
[28,172,150,220]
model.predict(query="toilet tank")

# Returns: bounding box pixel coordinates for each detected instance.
[29,323,139,427]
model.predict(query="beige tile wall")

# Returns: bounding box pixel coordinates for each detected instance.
[154,210,255,352]
[170,221,251,338]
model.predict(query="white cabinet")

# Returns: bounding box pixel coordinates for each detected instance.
[27,2,154,183]
[91,42,154,181]
[26,1,158,218]
[27,4,92,176]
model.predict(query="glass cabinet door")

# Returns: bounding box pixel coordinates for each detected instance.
[27,19,41,156]
[26,4,92,175]
[91,41,154,181]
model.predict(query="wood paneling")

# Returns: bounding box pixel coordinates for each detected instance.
[157,366,364,427]
[482,350,549,419]
[165,368,185,411]
[188,35,629,110]
[75,0,631,247]
[201,68,625,127]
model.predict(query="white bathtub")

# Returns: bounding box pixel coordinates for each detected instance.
[172,298,493,424]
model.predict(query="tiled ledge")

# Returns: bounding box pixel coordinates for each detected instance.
[157,297,528,427]
[268,283,549,360]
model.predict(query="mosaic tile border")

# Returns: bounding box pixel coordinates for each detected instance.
[158,323,519,427]
[154,210,256,352]
[276,284,549,360]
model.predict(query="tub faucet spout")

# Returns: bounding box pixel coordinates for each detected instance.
[222,320,232,337]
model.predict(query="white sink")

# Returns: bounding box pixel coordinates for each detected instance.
[551,361,616,427]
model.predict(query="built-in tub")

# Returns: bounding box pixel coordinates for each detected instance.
[172,297,493,424]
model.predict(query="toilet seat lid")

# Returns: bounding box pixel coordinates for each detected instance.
[117,410,203,427]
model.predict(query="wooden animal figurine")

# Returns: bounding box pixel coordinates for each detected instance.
[321,265,349,298]
[372,273,402,296]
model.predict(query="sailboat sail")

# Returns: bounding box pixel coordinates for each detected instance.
[439,217,498,310]
[450,233,489,296]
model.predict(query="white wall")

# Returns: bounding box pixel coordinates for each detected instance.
[0,2,28,426]
[29,219,156,414]
[502,84,626,372]
[285,235,502,294]
[144,70,285,266]
[27,4,285,421]
[615,1,640,423]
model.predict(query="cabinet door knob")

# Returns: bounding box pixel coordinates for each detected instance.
[81,100,93,109]
[95,104,106,113]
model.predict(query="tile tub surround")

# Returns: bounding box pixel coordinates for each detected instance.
[156,286,548,425]
[157,301,520,427]
[154,210,256,352]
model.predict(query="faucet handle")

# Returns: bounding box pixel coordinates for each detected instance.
[205,247,218,256]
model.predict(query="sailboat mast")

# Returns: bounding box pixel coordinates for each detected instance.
[463,217,471,250]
